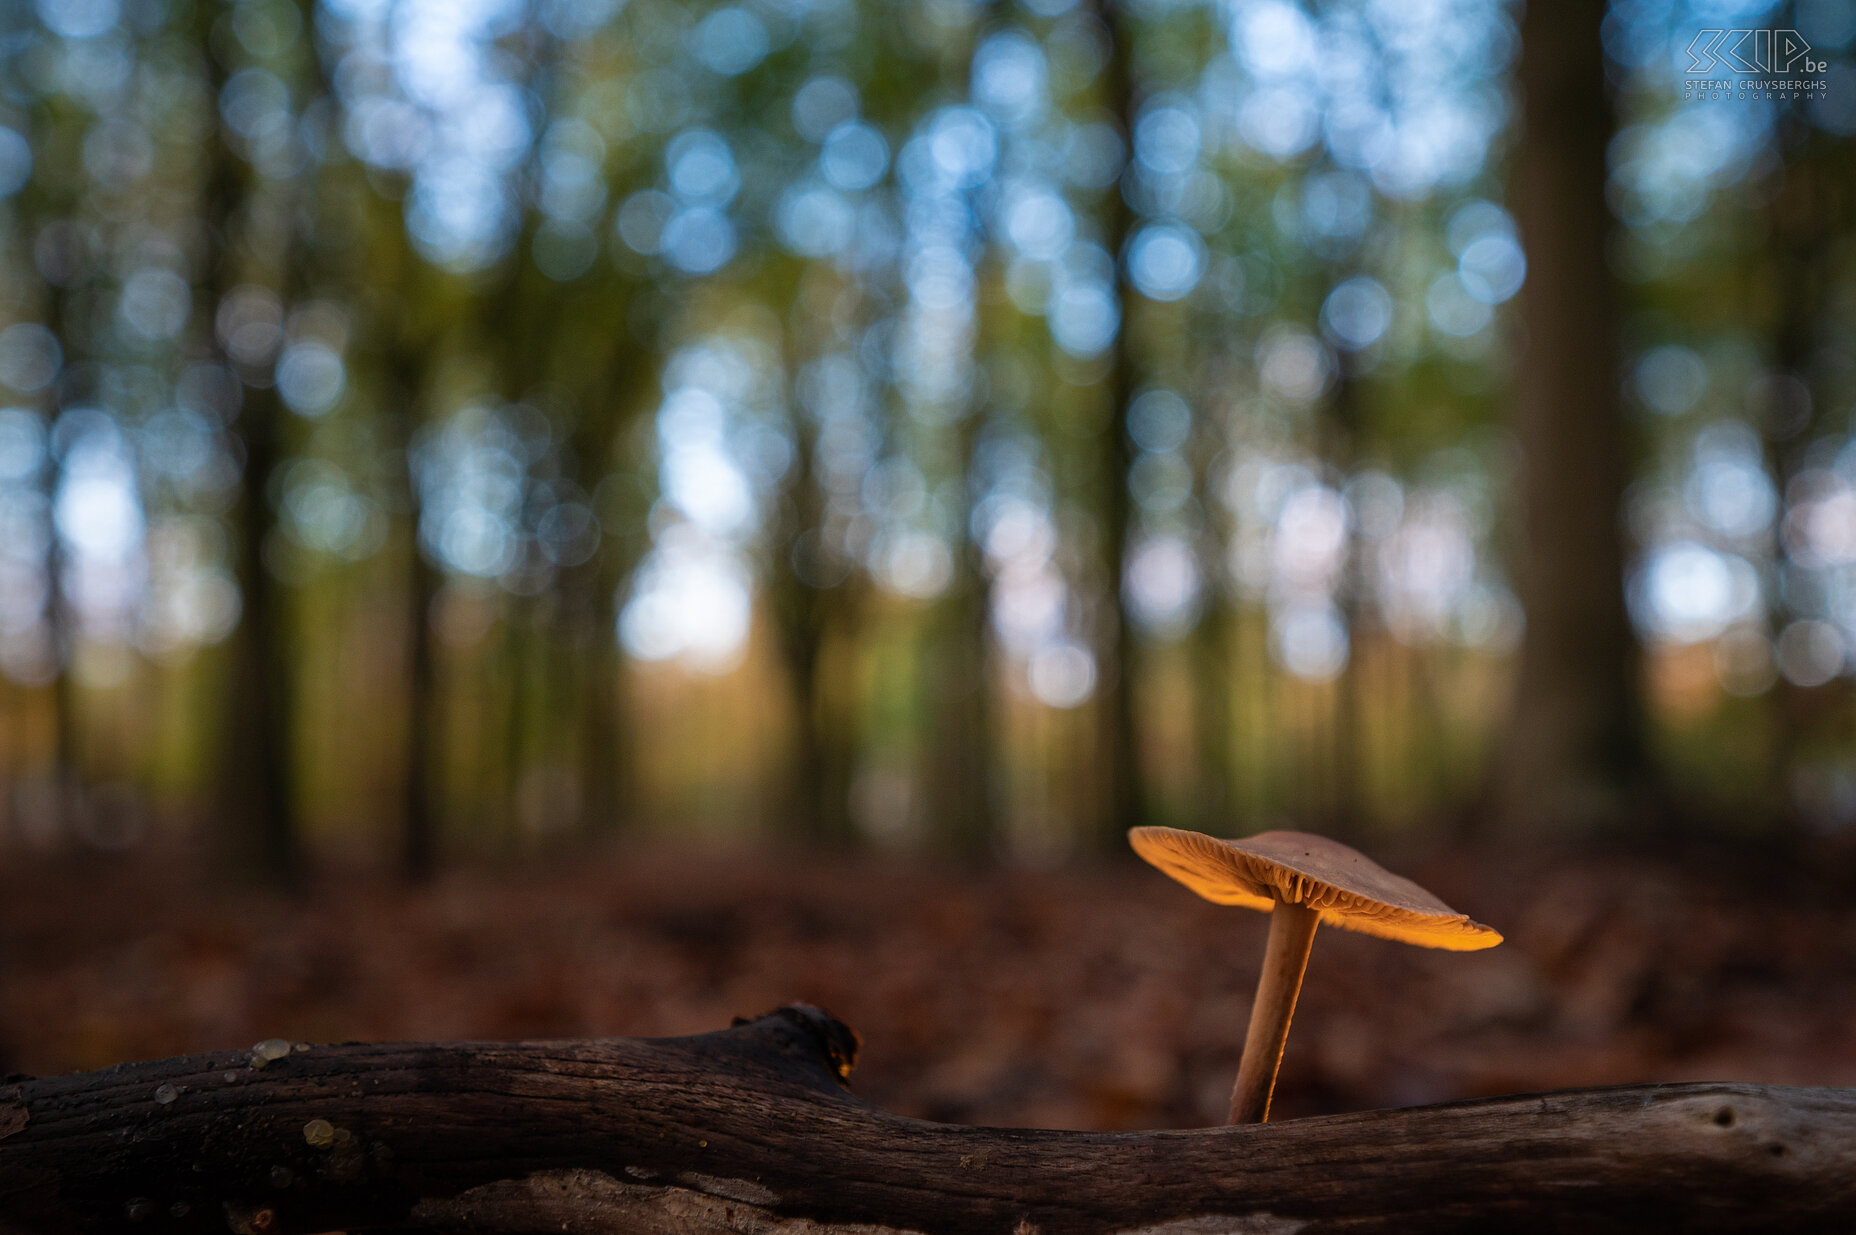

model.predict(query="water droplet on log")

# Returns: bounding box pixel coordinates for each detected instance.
[250,1039,291,1068]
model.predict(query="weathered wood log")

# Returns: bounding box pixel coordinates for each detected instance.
[3,1005,1853,1234]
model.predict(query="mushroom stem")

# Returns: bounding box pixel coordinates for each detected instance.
[1230,900,1320,1124]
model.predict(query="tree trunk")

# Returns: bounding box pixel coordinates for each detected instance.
[770,321,857,850]
[779,582,857,850]
[212,316,299,884]
[400,538,440,881]
[1190,592,1233,834]
[14,122,82,847]
[569,335,654,842]
[3,1007,1854,1234]
[198,4,302,887]
[1322,346,1366,837]
[923,264,1001,862]
[558,535,622,842]
[1190,393,1234,834]
[369,211,442,883]
[499,602,533,848]
[1759,80,1842,829]
[1493,0,1649,839]
[219,385,301,886]
[923,536,996,860]
[1088,0,1145,854]
[42,397,80,847]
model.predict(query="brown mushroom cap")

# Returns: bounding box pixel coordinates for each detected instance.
[1129,826,1502,951]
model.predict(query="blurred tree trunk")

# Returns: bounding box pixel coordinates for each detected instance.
[385,333,440,883]
[401,509,441,877]
[219,375,300,882]
[897,17,999,859]
[202,43,300,887]
[566,335,650,841]
[1323,345,1366,836]
[481,29,563,849]
[11,142,75,843]
[919,261,1002,861]
[1190,556,1234,833]
[1759,86,1841,827]
[500,600,534,847]
[771,328,857,850]
[44,480,80,842]
[1089,0,1146,854]
[570,575,626,837]
[39,281,80,843]
[1492,0,1650,839]
[923,424,996,860]
[488,252,540,851]
[777,501,858,851]
[349,173,446,882]
[1189,353,1235,834]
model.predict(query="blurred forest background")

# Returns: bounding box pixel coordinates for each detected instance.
[3,0,1856,1126]
[2,0,1853,873]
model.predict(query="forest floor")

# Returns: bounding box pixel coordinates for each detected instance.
[3,838,1856,1129]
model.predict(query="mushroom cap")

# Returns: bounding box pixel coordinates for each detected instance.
[1128,826,1503,951]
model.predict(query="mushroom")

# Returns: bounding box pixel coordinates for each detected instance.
[1128,826,1502,1125]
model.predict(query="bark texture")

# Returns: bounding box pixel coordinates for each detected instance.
[4,1007,1855,1235]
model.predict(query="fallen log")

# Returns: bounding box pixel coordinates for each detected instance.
[2,1005,1852,1234]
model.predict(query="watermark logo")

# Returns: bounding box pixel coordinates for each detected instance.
[1682,28,1828,102]
[1685,29,1823,75]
